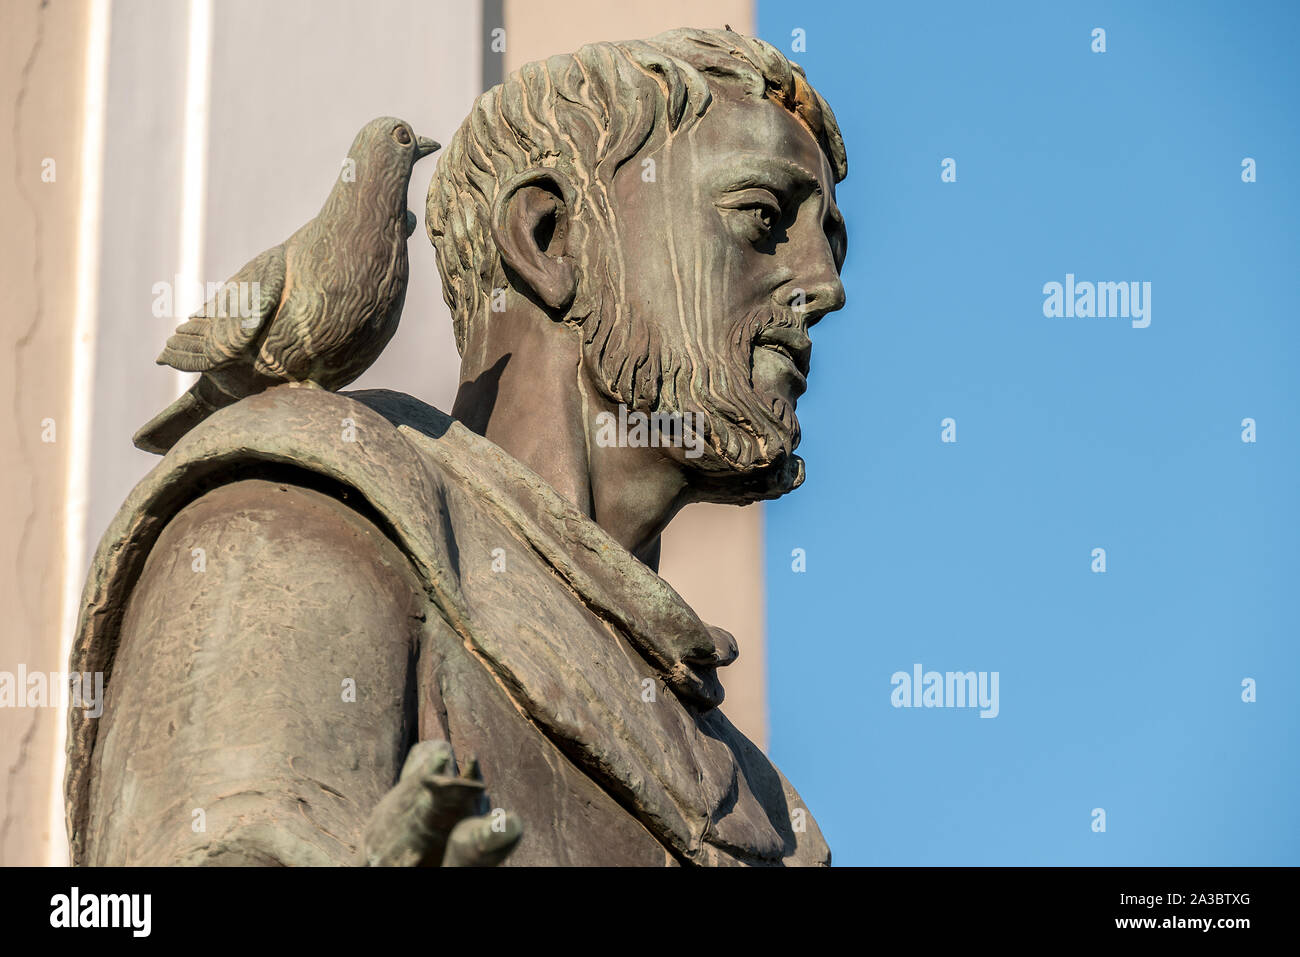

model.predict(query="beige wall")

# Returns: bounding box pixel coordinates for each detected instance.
[0,0,765,866]
[89,0,483,559]
[0,0,94,869]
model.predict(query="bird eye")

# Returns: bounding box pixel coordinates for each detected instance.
[393,126,412,145]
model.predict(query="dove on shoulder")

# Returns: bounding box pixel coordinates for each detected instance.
[134,115,438,455]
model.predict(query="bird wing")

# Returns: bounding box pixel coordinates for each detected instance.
[157,245,286,372]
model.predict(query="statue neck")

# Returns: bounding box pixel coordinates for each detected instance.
[451,322,690,570]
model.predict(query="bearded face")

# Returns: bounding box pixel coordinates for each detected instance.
[580,90,846,503]
[583,289,807,487]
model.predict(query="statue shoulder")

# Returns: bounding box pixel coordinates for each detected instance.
[161,384,465,604]
[100,383,473,629]
[66,385,469,863]
[75,477,425,865]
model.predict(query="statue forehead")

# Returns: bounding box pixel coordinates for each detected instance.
[628,92,837,195]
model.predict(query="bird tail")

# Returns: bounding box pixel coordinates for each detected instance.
[132,377,235,455]
[157,318,217,372]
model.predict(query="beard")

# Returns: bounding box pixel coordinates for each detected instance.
[580,280,807,504]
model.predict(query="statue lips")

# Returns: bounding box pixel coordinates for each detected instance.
[753,324,812,395]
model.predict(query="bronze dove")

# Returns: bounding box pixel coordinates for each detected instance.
[133,116,439,454]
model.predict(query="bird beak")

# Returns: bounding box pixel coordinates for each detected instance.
[415,136,440,158]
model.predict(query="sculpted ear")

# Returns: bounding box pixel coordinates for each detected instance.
[491,169,578,312]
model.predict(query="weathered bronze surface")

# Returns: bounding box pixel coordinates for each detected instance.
[68,28,847,866]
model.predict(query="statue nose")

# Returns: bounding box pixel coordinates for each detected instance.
[796,277,846,326]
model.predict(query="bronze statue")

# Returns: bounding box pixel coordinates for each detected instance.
[67,28,847,866]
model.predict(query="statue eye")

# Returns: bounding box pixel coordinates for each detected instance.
[748,204,776,232]
[716,188,782,241]
[393,126,412,145]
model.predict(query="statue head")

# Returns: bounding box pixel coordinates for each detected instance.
[428,28,847,505]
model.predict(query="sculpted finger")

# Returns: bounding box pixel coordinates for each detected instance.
[359,773,441,866]
[399,739,455,783]
[460,753,483,782]
[361,740,485,866]
[441,811,523,867]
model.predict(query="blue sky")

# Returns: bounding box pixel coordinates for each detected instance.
[758,0,1299,865]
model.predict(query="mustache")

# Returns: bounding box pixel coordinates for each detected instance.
[736,303,812,365]
[761,303,807,332]
[734,302,806,344]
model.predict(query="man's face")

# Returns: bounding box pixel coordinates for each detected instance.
[590,88,847,501]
